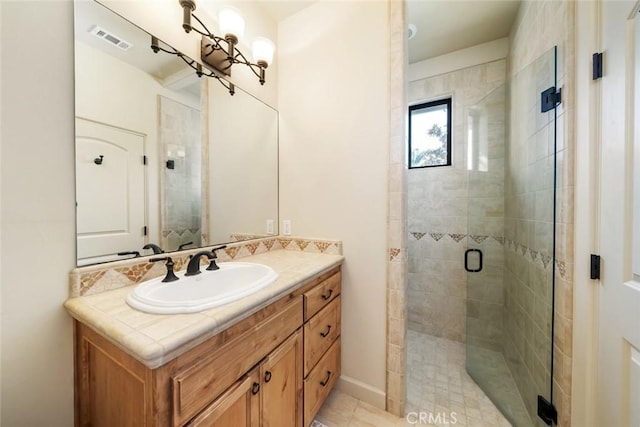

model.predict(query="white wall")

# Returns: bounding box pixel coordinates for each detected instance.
[278,0,390,406]
[208,81,278,242]
[409,38,508,82]
[0,1,76,425]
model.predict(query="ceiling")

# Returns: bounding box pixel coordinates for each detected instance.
[75,0,200,95]
[257,0,521,64]
[254,0,317,22]
[407,0,521,63]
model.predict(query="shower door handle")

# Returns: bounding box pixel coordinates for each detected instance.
[464,249,483,273]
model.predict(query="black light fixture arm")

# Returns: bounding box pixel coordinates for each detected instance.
[179,0,269,86]
[201,36,268,85]
[150,36,235,95]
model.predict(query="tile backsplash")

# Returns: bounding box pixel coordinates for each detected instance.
[69,236,342,298]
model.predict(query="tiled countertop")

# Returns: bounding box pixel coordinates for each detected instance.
[64,250,343,369]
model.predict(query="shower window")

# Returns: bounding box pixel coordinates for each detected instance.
[408,98,452,168]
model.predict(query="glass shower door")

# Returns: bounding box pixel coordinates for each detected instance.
[465,47,558,427]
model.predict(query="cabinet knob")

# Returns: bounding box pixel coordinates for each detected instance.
[321,289,333,300]
[320,325,332,338]
[320,371,332,387]
[264,370,272,383]
[251,382,260,395]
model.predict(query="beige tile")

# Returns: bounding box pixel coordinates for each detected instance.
[315,389,359,424]
[349,400,407,427]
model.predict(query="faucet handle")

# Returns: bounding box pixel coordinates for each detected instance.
[177,241,194,251]
[117,251,141,258]
[150,257,179,283]
[210,245,227,258]
[206,245,228,271]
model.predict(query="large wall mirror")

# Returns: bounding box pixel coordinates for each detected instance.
[74,0,278,266]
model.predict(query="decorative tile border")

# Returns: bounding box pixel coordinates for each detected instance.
[408,231,556,270]
[70,236,342,298]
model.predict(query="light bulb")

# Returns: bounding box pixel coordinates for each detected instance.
[252,37,275,67]
[218,7,244,41]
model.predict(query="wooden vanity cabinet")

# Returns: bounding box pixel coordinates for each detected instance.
[187,330,303,427]
[73,266,341,427]
[302,272,342,426]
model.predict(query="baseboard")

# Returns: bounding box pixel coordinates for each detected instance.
[335,375,386,409]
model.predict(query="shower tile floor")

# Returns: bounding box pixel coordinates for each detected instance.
[315,331,529,426]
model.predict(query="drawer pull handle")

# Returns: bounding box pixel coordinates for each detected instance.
[320,325,332,338]
[321,290,333,300]
[252,382,260,395]
[320,371,332,387]
[264,370,272,383]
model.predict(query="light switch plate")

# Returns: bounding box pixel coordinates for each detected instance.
[282,220,291,236]
[266,219,274,234]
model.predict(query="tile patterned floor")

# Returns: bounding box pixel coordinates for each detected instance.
[315,331,516,426]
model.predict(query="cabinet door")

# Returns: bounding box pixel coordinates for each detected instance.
[186,369,260,427]
[260,330,303,427]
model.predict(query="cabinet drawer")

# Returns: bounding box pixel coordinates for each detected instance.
[303,339,341,427]
[304,296,340,376]
[304,271,341,321]
[172,297,303,426]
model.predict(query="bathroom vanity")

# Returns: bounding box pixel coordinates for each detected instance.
[65,250,342,426]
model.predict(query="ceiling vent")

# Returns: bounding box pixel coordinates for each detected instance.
[89,25,133,51]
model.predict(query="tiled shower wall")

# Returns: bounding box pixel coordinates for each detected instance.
[407,60,506,342]
[508,1,575,426]
[385,0,408,416]
[159,96,202,252]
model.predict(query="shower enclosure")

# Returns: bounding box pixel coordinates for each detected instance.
[465,47,558,426]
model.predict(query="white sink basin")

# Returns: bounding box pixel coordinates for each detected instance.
[126,262,279,314]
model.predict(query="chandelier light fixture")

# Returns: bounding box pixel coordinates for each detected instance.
[180,0,275,88]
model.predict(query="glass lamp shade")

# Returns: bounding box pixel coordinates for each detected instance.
[218,7,245,40]
[252,37,275,66]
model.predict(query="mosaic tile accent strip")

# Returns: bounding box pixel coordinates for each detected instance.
[470,235,489,244]
[408,231,557,271]
[448,233,466,242]
[429,232,445,241]
[230,233,270,242]
[294,239,309,251]
[313,241,331,253]
[70,236,343,297]
[245,242,259,255]
[278,238,292,249]
[556,260,567,279]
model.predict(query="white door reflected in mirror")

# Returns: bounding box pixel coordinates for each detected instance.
[76,118,146,265]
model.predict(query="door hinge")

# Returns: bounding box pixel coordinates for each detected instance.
[537,395,557,425]
[143,155,148,165]
[541,86,562,113]
[590,254,601,280]
[143,226,148,236]
[593,52,603,80]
